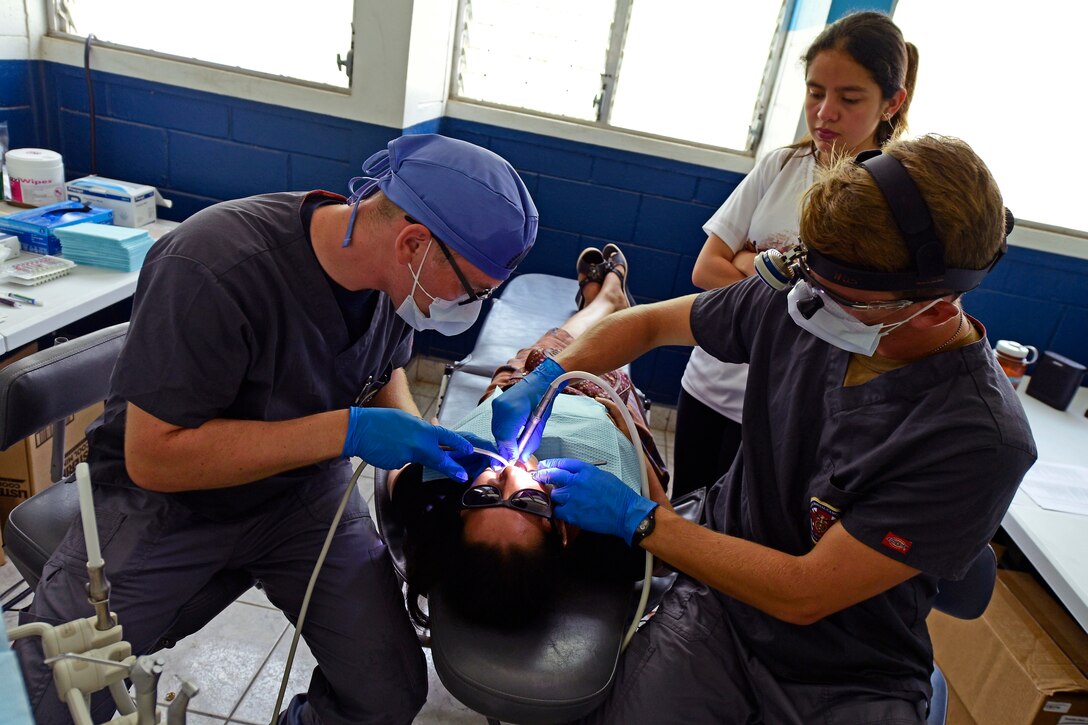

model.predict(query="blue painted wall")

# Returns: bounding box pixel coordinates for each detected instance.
[1,59,1085,401]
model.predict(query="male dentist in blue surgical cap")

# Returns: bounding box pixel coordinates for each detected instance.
[16,135,538,725]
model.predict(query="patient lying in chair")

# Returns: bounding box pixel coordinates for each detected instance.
[388,245,673,629]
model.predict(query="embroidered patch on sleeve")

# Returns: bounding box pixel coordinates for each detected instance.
[881,531,913,554]
[809,497,842,544]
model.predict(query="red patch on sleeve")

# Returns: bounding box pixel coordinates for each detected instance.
[881,531,913,554]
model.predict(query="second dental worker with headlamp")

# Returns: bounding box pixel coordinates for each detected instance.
[492,135,1035,723]
[17,134,537,725]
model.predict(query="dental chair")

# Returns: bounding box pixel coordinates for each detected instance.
[1,324,253,648]
[376,273,701,724]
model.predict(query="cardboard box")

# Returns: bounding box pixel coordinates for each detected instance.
[66,176,171,228]
[946,683,978,725]
[930,569,1088,725]
[0,401,103,531]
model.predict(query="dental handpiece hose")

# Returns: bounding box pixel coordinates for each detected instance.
[514,369,652,650]
[513,376,568,463]
[76,462,116,631]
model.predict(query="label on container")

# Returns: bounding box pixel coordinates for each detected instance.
[10,176,65,206]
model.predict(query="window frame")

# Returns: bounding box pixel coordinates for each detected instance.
[46,0,355,93]
[448,0,796,156]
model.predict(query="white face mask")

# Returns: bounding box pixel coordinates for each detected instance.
[395,240,484,335]
[787,281,940,356]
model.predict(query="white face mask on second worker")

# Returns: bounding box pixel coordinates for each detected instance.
[786,280,939,356]
[395,239,483,336]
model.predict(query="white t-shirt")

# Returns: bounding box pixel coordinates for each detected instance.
[681,146,816,421]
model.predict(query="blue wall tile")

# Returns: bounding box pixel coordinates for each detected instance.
[590,158,698,200]
[533,177,640,240]
[695,176,740,206]
[347,126,401,167]
[54,71,105,114]
[169,133,288,199]
[109,84,229,137]
[56,112,170,186]
[290,154,355,194]
[0,60,34,108]
[633,195,715,254]
[1049,307,1088,369]
[994,254,1088,308]
[0,108,40,149]
[490,137,594,179]
[962,289,1064,349]
[233,107,352,160]
[521,228,583,279]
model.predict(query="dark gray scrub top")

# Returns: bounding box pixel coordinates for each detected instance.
[88,191,413,519]
[690,276,1036,694]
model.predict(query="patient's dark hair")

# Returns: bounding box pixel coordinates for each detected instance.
[401,468,565,630]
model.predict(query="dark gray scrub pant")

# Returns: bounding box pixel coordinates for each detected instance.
[581,576,927,725]
[15,474,426,725]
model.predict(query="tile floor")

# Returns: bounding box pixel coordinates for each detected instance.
[1,356,677,724]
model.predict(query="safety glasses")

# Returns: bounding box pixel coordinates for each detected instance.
[405,216,496,306]
[796,261,926,312]
[461,484,553,520]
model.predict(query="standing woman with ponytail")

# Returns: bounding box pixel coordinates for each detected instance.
[672,11,919,499]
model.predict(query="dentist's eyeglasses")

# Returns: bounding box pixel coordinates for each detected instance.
[405,216,496,306]
[795,262,929,312]
[460,484,553,520]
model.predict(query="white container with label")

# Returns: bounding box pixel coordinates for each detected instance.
[5,148,66,207]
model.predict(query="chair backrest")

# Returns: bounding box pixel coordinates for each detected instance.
[0,322,128,460]
[933,544,998,620]
[372,463,631,724]
[0,323,128,588]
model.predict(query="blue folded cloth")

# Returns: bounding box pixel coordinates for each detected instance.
[52,222,154,272]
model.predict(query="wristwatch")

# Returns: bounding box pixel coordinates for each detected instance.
[630,507,657,546]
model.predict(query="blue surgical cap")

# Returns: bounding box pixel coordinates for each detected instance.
[348,134,538,281]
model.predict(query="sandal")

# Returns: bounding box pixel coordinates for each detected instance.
[602,243,636,307]
[575,246,606,310]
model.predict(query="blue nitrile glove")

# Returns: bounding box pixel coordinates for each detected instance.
[491,356,567,463]
[342,407,473,481]
[449,431,501,482]
[533,458,658,545]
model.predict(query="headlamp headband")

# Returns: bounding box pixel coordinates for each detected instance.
[805,150,1012,294]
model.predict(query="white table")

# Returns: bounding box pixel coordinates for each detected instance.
[0,202,176,354]
[1002,381,1088,631]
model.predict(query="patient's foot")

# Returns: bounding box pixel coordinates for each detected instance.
[576,247,606,311]
[583,251,630,312]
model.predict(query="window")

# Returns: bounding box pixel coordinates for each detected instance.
[893,1,1086,235]
[453,0,792,152]
[52,0,355,89]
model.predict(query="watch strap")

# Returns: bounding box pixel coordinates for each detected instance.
[630,505,658,546]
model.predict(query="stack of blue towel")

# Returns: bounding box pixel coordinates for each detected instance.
[53,222,155,272]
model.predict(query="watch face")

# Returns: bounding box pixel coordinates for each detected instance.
[638,518,651,532]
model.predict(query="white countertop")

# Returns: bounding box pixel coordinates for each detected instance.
[1003,381,1088,631]
[0,201,177,354]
